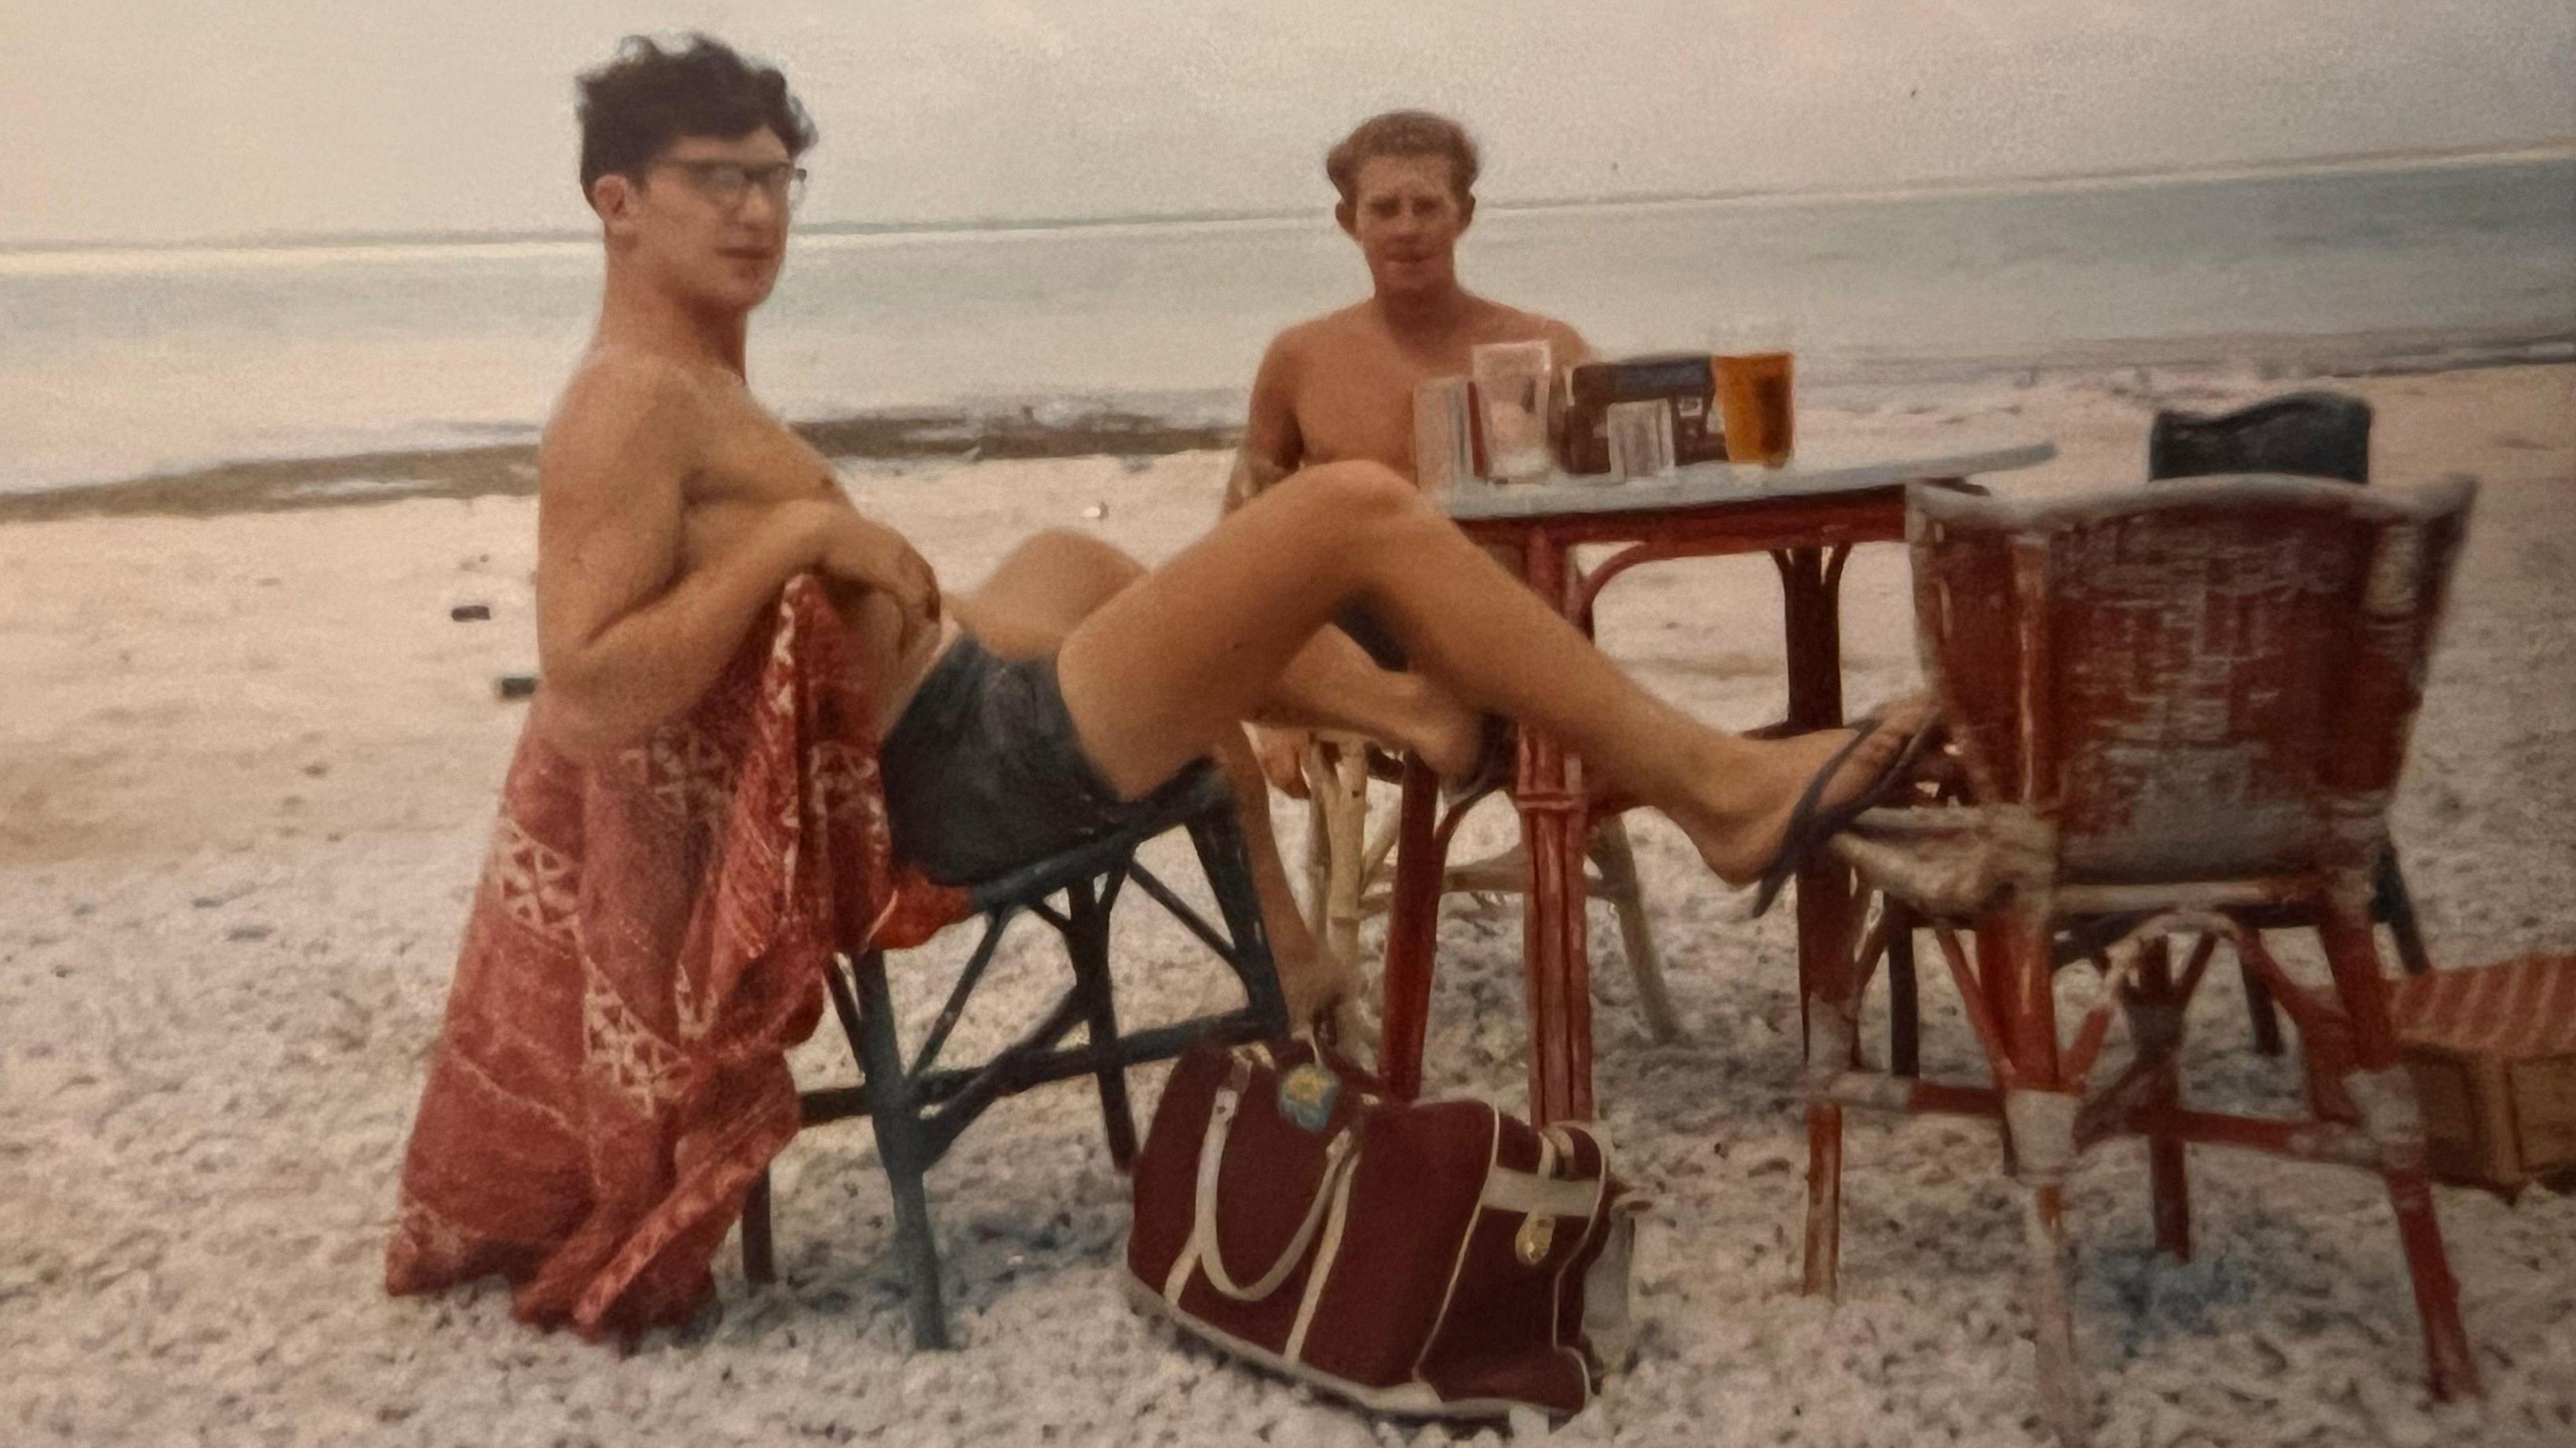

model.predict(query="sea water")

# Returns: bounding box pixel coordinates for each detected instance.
[1,154,2569,495]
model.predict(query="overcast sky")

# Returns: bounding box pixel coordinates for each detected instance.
[4,1,2570,246]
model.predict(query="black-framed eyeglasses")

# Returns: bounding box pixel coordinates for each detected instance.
[651,159,808,212]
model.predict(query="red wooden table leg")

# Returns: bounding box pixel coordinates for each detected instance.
[1777,545,1864,1046]
[1378,755,1444,1101]
[1515,533,1596,1125]
[1780,545,1866,1294]
[1518,734,1594,1125]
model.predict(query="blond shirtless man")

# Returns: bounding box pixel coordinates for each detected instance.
[1230,112,1588,791]
[536,38,1929,1028]
[1240,111,1584,494]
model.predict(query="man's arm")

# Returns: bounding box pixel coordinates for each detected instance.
[531,361,836,761]
[1224,335,1304,514]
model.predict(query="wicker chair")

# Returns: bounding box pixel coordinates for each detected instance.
[1876,392,2435,1076]
[1801,476,2481,1444]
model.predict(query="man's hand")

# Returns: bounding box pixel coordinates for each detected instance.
[814,510,943,655]
[1252,723,1313,799]
[1224,448,1291,514]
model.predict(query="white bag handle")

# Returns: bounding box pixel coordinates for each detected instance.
[1188,1070,1361,1303]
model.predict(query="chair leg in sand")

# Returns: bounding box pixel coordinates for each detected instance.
[1300,730,1679,1044]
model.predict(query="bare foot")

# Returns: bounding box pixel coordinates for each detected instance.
[1666,693,1940,886]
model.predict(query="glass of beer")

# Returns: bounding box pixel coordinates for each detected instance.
[1711,319,1794,468]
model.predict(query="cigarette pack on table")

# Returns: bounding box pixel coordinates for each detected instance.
[1603,398,1677,480]
[1561,353,1726,475]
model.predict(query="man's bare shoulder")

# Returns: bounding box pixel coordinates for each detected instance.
[1270,302,1381,357]
[548,348,710,436]
[540,350,711,484]
[1474,298,1589,358]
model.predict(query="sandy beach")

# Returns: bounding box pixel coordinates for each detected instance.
[3,361,2572,1446]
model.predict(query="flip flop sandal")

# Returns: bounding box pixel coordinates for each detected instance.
[1748,704,1944,917]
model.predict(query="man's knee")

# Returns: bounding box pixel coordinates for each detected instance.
[1280,460,1422,522]
[1012,528,1146,590]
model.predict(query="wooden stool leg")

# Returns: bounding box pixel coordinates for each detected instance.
[851,950,953,1350]
[2318,913,2478,1400]
[1379,759,1444,1100]
[1322,742,1370,968]
[743,1167,777,1286]
[2023,1177,2090,1447]
[1588,818,1681,1042]
[1301,777,1331,946]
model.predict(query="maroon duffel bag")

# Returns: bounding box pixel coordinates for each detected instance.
[1126,1037,1642,1418]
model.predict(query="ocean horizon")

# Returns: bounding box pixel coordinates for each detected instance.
[3,151,2570,502]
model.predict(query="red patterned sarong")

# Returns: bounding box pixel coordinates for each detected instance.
[385,578,967,1340]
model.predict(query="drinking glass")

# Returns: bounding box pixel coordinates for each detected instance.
[1710,317,1796,468]
[1470,340,1557,482]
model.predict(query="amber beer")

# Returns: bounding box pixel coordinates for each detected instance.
[1715,350,1794,467]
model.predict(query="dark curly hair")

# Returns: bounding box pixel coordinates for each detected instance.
[1324,111,1481,207]
[576,34,816,194]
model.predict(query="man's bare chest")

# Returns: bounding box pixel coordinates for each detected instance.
[1293,353,1442,474]
[690,402,839,508]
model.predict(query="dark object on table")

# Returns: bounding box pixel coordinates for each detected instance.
[1560,353,1727,474]
[450,603,492,622]
[494,674,538,701]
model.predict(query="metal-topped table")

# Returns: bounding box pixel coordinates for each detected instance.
[1378,441,2057,1125]
[1444,443,2057,522]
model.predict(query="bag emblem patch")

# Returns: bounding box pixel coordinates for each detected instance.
[1514,1215,1556,1264]
[1276,1062,1342,1132]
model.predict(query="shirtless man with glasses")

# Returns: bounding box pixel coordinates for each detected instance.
[536,36,1927,1025]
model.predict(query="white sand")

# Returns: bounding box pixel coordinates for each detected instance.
[3,364,2573,1446]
